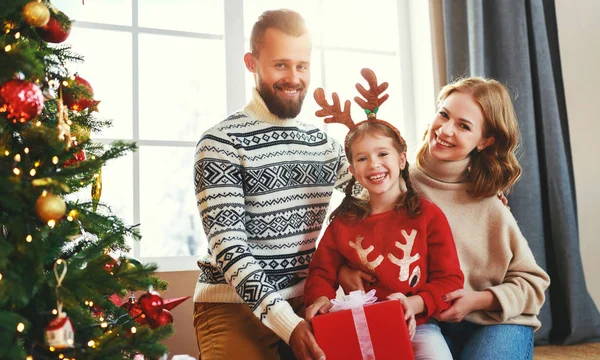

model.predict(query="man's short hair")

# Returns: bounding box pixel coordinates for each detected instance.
[250,9,308,56]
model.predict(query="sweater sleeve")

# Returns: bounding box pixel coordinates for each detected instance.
[304,222,345,306]
[333,141,353,191]
[483,209,550,322]
[415,203,464,318]
[195,128,302,343]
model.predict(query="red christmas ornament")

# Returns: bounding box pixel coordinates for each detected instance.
[121,295,148,325]
[63,140,86,167]
[45,313,75,348]
[162,296,191,311]
[100,253,119,274]
[0,79,44,123]
[148,309,173,329]
[138,290,164,319]
[62,75,95,111]
[36,11,71,43]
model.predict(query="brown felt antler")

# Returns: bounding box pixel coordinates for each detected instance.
[354,68,389,119]
[314,87,356,130]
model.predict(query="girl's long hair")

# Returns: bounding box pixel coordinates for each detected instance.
[330,122,420,222]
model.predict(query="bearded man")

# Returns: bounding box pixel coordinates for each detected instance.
[192,9,352,360]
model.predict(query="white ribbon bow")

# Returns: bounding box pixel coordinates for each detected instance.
[329,289,378,313]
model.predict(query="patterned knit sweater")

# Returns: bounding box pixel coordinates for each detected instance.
[411,152,551,330]
[193,89,352,343]
[304,198,464,325]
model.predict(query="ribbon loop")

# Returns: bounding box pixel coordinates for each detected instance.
[329,289,377,312]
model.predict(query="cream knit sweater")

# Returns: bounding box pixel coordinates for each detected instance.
[411,152,550,330]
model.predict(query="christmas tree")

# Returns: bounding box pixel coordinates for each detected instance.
[0,1,175,358]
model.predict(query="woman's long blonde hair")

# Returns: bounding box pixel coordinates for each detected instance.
[416,77,522,198]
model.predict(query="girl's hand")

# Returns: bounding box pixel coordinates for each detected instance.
[305,296,333,322]
[436,289,498,322]
[338,264,377,293]
[387,292,416,340]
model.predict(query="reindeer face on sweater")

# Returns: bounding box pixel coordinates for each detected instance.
[349,229,422,288]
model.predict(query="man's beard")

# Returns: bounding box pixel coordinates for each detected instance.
[257,79,306,119]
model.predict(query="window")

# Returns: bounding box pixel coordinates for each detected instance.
[54,0,434,271]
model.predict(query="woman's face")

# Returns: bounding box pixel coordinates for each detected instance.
[427,91,494,161]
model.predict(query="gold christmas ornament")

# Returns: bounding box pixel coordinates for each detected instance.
[35,192,67,223]
[23,1,50,27]
[91,170,102,212]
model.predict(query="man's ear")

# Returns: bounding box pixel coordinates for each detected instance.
[244,52,256,73]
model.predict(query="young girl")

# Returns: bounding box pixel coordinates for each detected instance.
[340,76,551,360]
[303,69,464,359]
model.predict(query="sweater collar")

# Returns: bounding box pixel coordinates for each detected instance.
[243,88,299,126]
[419,151,471,184]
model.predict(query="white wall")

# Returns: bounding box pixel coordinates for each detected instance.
[555,0,600,308]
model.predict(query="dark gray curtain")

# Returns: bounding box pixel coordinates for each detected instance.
[442,0,600,345]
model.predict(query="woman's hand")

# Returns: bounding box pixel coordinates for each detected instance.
[436,289,500,322]
[338,264,377,293]
[305,296,333,322]
[387,292,416,340]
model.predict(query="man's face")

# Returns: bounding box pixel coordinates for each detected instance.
[246,28,312,119]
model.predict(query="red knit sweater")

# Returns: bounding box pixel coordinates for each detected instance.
[304,198,463,323]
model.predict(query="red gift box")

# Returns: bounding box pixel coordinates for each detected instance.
[313,299,414,360]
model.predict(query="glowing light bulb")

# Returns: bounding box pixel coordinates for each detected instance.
[17,323,25,332]
[29,169,36,176]
[13,168,20,175]
[5,45,12,52]
[131,326,137,334]
[52,156,59,164]
[26,235,32,242]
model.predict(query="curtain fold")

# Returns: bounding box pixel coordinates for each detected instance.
[441,0,600,345]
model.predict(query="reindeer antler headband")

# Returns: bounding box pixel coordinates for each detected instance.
[314,68,403,148]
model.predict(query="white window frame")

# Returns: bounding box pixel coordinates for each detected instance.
[71,0,436,271]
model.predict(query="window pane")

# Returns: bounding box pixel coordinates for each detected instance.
[63,151,135,249]
[65,28,133,139]
[139,0,224,34]
[138,34,225,141]
[51,0,132,26]
[322,0,399,51]
[323,51,405,143]
[138,146,204,257]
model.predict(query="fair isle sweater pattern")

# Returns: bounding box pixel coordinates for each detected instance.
[193,90,351,341]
